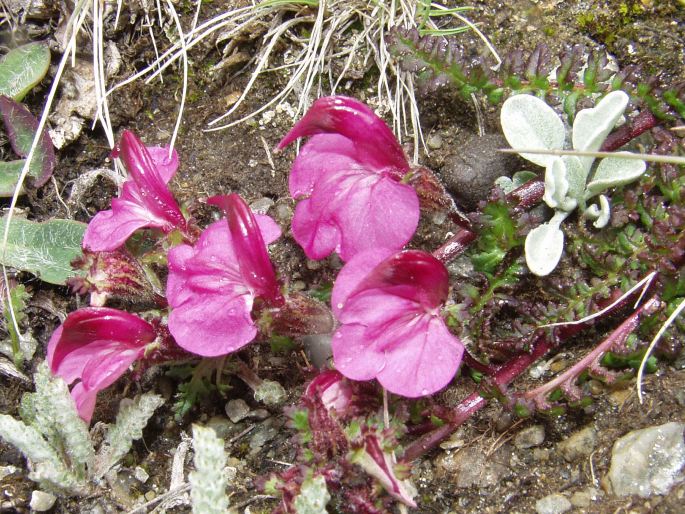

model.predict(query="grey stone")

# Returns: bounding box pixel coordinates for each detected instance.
[427,133,443,150]
[535,493,572,514]
[514,425,545,449]
[133,466,149,483]
[436,446,512,488]
[225,399,250,423]
[608,421,685,497]
[439,133,520,210]
[206,415,233,439]
[570,487,601,508]
[558,425,597,462]
[30,491,56,512]
[303,334,333,369]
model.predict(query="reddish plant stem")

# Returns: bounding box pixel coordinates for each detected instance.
[403,332,552,461]
[601,110,659,152]
[432,227,477,263]
[508,179,545,212]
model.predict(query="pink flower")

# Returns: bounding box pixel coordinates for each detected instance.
[277,96,419,261]
[83,130,187,251]
[47,307,157,423]
[305,370,353,415]
[166,193,282,357]
[331,249,463,397]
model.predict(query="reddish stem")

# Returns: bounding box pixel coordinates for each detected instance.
[601,110,659,152]
[432,227,477,263]
[507,179,545,212]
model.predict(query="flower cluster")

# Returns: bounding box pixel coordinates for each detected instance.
[49,96,465,433]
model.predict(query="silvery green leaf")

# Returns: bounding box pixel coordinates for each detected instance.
[294,475,331,514]
[585,153,647,198]
[94,393,164,478]
[562,155,588,203]
[586,195,611,228]
[0,414,62,466]
[0,43,51,101]
[33,363,94,471]
[190,425,229,514]
[500,94,566,168]
[495,171,539,194]
[543,158,576,211]
[572,90,629,171]
[524,211,569,276]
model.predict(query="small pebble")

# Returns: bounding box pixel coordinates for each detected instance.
[133,466,149,483]
[206,416,233,439]
[427,133,443,149]
[514,425,545,449]
[570,487,600,508]
[30,491,56,512]
[535,493,572,514]
[558,426,596,462]
[144,491,156,502]
[225,399,251,423]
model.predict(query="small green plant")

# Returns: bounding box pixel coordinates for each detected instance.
[0,363,163,495]
[0,282,35,367]
[500,91,647,276]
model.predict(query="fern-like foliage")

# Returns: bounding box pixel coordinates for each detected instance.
[387,27,685,122]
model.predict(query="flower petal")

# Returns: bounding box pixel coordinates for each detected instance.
[70,382,98,424]
[277,96,409,174]
[168,290,256,356]
[332,324,385,381]
[116,130,185,230]
[376,316,463,397]
[288,133,362,198]
[295,168,419,261]
[207,194,280,301]
[48,307,156,378]
[291,199,342,261]
[331,248,395,317]
[146,146,179,183]
[80,344,145,392]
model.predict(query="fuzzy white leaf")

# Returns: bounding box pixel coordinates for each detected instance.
[585,154,647,198]
[525,212,568,276]
[500,94,566,168]
[543,158,570,210]
[33,363,94,471]
[0,415,61,466]
[586,195,611,228]
[572,90,629,171]
[561,155,588,203]
[190,425,229,514]
[94,393,164,478]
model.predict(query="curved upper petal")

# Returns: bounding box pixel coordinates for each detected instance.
[48,307,156,378]
[70,382,98,424]
[115,130,185,230]
[207,194,280,301]
[277,96,409,174]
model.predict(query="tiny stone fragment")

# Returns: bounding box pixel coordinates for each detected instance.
[207,416,233,439]
[535,493,572,514]
[133,466,149,483]
[30,491,56,512]
[254,379,286,406]
[514,425,545,449]
[607,422,685,497]
[225,399,250,423]
[570,487,601,508]
[558,425,597,462]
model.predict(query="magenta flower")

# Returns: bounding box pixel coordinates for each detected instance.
[277,96,419,261]
[166,193,282,357]
[305,370,353,415]
[48,307,157,423]
[331,249,463,397]
[83,130,187,251]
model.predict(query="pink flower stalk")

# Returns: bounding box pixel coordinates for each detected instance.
[166,193,282,357]
[331,249,464,397]
[277,96,419,262]
[83,130,187,251]
[47,307,157,423]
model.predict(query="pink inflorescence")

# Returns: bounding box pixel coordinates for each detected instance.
[277,96,420,262]
[331,248,464,397]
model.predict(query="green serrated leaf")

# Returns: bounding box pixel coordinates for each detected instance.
[0,217,86,284]
[0,43,51,101]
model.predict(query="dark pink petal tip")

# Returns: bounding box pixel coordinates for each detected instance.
[277,96,409,173]
[207,194,281,302]
[356,250,450,309]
